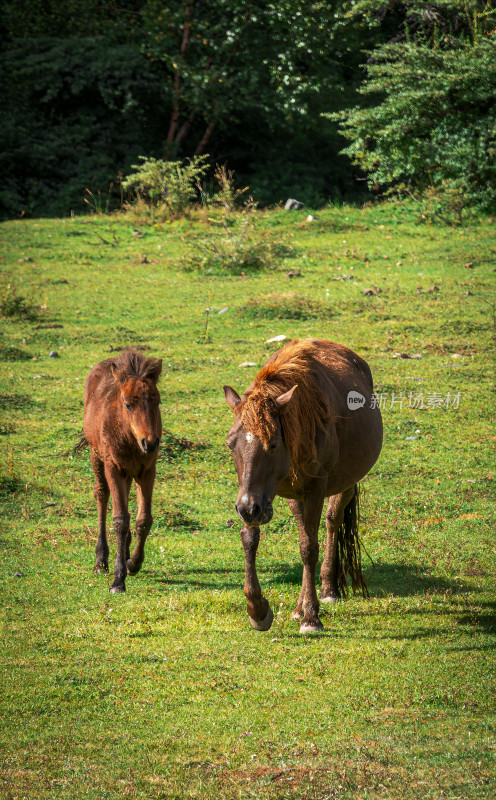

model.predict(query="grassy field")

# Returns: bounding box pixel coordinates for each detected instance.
[0,202,495,799]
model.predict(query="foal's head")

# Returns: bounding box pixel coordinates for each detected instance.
[111,352,162,454]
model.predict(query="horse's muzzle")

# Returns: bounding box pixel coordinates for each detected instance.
[236,498,273,526]
[140,437,160,454]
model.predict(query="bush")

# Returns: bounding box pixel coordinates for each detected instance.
[187,199,277,274]
[0,278,37,321]
[331,23,496,211]
[122,155,210,217]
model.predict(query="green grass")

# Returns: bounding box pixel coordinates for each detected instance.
[0,202,495,799]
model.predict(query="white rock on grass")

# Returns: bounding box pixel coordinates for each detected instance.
[266,335,287,343]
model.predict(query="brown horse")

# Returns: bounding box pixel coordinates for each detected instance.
[83,350,162,593]
[224,339,383,634]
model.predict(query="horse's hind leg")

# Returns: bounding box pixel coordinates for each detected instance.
[320,487,355,603]
[128,465,155,576]
[91,450,110,573]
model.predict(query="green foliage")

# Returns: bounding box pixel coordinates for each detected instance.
[407,180,474,225]
[331,1,496,211]
[188,200,277,273]
[5,0,496,218]
[122,155,210,217]
[0,34,164,218]
[0,0,380,217]
[0,278,37,321]
[210,164,249,213]
[142,0,347,154]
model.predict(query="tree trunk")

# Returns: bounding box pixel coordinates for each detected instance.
[166,3,192,147]
[194,118,217,155]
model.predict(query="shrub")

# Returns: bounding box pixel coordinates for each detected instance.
[0,279,37,321]
[330,15,496,212]
[187,198,277,274]
[122,155,209,217]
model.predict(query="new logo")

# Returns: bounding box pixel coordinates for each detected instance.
[347,391,366,410]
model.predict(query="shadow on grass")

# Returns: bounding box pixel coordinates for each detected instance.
[151,566,240,591]
[364,560,473,598]
[264,559,476,599]
[149,560,474,598]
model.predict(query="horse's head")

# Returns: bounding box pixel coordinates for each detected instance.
[224,384,297,526]
[111,359,162,454]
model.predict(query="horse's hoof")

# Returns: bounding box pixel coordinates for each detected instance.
[299,620,324,634]
[126,559,141,576]
[94,564,108,574]
[320,594,340,604]
[110,585,125,594]
[249,607,274,631]
[291,608,303,620]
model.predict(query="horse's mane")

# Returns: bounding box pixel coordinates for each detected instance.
[239,340,335,475]
[112,349,162,382]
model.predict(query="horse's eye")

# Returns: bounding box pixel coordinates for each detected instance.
[125,402,132,411]
[268,443,277,454]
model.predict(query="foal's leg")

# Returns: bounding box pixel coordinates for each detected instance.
[320,487,355,603]
[288,491,326,634]
[241,524,274,631]
[91,450,110,573]
[124,475,132,563]
[127,464,156,576]
[105,464,131,593]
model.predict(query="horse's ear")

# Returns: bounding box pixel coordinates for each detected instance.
[146,359,162,383]
[224,385,241,410]
[275,384,298,410]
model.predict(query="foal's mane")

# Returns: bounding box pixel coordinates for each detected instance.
[112,349,162,382]
[239,340,335,474]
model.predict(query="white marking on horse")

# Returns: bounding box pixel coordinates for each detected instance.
[246,432,254,443]
[241,494,249,504]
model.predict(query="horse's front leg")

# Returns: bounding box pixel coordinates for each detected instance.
[128,464,156,576]
[241,524,274,631]
[90,450,110,573]
[288,490,326,634]
[105,465,131,593]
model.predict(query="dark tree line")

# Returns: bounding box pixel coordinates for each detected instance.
[1,0,494,218]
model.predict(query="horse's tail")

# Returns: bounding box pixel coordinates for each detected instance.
[337,483,370,599]
[73,431,89,455]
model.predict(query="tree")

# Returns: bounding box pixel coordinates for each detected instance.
[330,0,496,209]
[0,1,164,217]
[141,0,354,157]
[0,0,385,216]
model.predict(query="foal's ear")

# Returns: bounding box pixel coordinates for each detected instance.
[146,358,162,383]
[110,363,126,385]
[224,385,241,410]
[275,384,298,410]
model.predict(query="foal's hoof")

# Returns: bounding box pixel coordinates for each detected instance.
[249,607,274,632]
[126,559,142,576]
[110,584,125,594]
[291,607,303,620]
[320,593,340,604]
[94,563,108,574]
[299,620,324,634]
